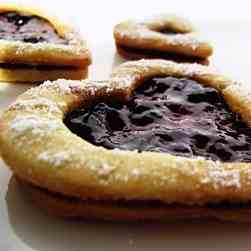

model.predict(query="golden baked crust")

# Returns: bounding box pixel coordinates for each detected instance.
[17,178,251,222]
[1,60,251,214]
[0,67,88,83]
[115,43,210,65]
[0,4,91,68]
[114,14,213,61]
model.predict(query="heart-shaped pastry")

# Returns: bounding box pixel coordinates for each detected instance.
[0,4,91,82]
[1,59,251,222]
[114,14,213,65]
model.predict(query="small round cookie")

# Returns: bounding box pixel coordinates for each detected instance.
[1,59,251,222]
[114,14,213,64]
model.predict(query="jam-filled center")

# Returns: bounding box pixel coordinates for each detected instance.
[64,77,251,162]
[0,11,67,44]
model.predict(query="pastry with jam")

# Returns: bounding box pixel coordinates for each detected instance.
[1,60,251,222]
[0,5,91,82]
[114,14,213,64]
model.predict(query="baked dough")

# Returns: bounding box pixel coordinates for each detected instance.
[17,178,251,222]
[116,44,209,65]
[1,59,251,221]
[114,14,213,64]
[0,66,88,83]
[0,4,91,82]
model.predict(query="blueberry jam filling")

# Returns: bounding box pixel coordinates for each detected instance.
[64,77,251,162]
[0,12,67,44]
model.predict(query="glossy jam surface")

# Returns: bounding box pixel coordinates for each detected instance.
[0,12,67,44]
[64,77,251,162]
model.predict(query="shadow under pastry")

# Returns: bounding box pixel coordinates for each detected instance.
[6,176,251,251]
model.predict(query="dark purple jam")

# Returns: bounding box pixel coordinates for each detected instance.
[64,77,251,162]
[0,12,67,44]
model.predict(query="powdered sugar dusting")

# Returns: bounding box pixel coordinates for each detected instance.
[42,79,112,96]
[143,13,194,33]
[208,169,241,188]
[10,115,60,136]
[226,82,251,102]
[136,29,202,51]
[39,60,221,102]
[115,59,219,80]
[201,161,241,188]
[112,148,139,154]
[110,75,134,89]
[3,33,87,59]
[42,79,83,95]
[167,33,200,50]
[180,63,219,78]
[175,157,242,189]
[38,151,72,167]
[10,98,61,113]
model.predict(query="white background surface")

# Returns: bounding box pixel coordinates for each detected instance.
[1,0,251,250]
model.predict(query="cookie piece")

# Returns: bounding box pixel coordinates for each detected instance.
[114,14,212,64]
[0,4,91,82]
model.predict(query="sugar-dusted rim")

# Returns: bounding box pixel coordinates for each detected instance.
[114,14,213,58]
